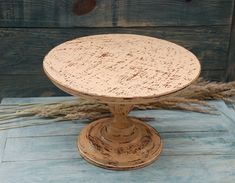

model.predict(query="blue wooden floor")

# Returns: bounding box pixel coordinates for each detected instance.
[1,97,235,183]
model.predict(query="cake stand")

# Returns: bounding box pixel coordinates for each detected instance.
[43,34,201,170]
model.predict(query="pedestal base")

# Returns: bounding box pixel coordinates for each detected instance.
[77,117,163,170]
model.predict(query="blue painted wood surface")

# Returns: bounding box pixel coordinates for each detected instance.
[1,97,235,183]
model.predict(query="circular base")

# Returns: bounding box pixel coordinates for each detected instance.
[77,117,163,170]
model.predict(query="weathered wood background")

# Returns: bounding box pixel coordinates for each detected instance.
[0,0,235,98]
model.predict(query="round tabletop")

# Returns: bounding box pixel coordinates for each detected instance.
[43,34,201,104]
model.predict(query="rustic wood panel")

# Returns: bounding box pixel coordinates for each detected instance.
[0,0,233,27]
[3,131,234,162]
[213,101,235,135]
[0,97,77,105]
[1,156,235,183]
[115,0,234,27]
[0,131,7,162]
[0,70,226,98]
[0,74,67,98]
[0,96,77,105]
[3,136,78,161]
[0,0,113,27]
[226,2,235,81]
[1,97,235,182]
[0,26,230,74]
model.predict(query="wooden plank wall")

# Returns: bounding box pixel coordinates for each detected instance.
[227,2,235,81]
[0,0,234,98]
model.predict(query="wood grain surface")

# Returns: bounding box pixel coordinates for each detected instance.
[0,26,229,98]
[0,0,233,27]
[115,0,234,27]
[0,74,67,98]
[0,26,229,75]
[0,0,234,98]
[1,97,235,182]
[226,2,235,81]
[0,0,113,27]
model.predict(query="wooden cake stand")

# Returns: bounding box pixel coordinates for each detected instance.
[43,34,201,170]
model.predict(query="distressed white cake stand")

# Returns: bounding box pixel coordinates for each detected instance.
[43,34,201,170]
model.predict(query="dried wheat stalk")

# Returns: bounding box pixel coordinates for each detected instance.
[0,78,235,130]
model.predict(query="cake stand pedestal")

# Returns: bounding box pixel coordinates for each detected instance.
[78,104,162,170]
[43,34,201,170]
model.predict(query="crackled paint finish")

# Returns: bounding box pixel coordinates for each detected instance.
[43,34,201,170]
[43,34,201,101]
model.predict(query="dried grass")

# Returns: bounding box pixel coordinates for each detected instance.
[0,78,235,130]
